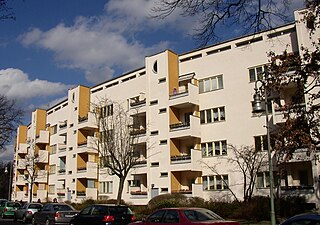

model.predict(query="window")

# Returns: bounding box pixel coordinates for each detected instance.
[49,145,57,154]
[151,130,159,136]
[249,65,268,82]
[150,100,158,105]
[87,179,95,188]
[160,172,168,177]
[100,104,113,117]
[254,135,267,151]
[203,175,229,191]
[151,162,159,167]
[257,172,270,188]
[50,125,57,135]
[153,60,158,73]
[202,140,227,157]
[158,78,166,83]
[48,185,55,194]
[199,75,223,93]
[200,107,225,124]
[99,181,113,193]
[49,165,56,174]
[159,108,167,113]
[160,140,167,145]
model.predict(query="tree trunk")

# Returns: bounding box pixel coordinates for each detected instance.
[116,176,125,205]
[29,182,33,203]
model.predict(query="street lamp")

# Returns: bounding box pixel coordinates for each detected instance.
[4,161,12,201]
[252,77,276,225]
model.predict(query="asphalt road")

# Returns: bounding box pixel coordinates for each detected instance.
[0,217,31,225]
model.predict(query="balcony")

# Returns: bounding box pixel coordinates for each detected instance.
[59,120,67,129]
[169,83,199,107]
[16,175,27,185]
[77,162,98,179]
[169,116,201,139]
[170,149,202,171]
[18,143,28,154]
[78,113,97,130]
[130,98,146,108]
[17,159,27,169]
[280,185,314,196]
[272,103,306,125]
[77,136,98,154]
[35,170,48,183]
[35,130,49,144]
[37,150,48,163]
[36,189,47,200]
[56,188,66,196]
[130,128,147,136]
[129,186,147,198]
[59,144,67,152]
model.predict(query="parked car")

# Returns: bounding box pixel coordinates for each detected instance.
[32,203,78,225]
[129,208,240,225]
[0,201,21,219]
[280,213,320,225]
[69,204,134,225]
[14,202,43,223]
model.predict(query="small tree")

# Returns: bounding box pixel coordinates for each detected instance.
[24,153,39,202]
[92,98,144,205]
[228,145,267,202]
[0,95,23,152]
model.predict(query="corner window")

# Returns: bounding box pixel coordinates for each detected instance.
[249,65,268,82]
[199,75,223,93]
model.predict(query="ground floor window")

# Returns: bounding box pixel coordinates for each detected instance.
[99,181,113,193]
[202,175,229,191]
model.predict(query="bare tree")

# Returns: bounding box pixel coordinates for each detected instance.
[152,0,294,45]
[0,95,23,152]
[24,152,39,203]
[0,0,15,21]
[92,98,145,205]
[228,145,267,202]
[200,161,240,202]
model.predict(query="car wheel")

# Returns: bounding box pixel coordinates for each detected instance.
[45,218,50,225]
[32,217,37,225]
[70,221,75,225]
[22,215,27,224]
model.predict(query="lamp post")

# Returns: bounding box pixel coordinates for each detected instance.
[252,78,276,225]
[4,161,12,201]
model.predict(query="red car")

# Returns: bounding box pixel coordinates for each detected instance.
[129,208,240,225]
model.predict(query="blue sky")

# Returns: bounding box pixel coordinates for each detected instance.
[0,0,303,161]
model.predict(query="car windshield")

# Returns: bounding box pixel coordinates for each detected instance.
[7,202,20,207]
[184,209,224,221]
[29,204,43,209]
[53,205,73,211]
[109,206,132,215]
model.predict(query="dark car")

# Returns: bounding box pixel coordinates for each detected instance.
[0,201,21,219]
[32,203,78,225]
[14,202,43,223]
[129,208,240,225]
[69,204,134,225]
[280,213,320,225]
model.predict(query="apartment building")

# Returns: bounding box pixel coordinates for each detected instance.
[12,10,320,206]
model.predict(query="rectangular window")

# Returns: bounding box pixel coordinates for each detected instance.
[49,145,57,154]
[203,175,229,191]
[254,135,267,151]
[202,140,227,157]
[200,106,225,124]
[48,185,55,194]
[100,181,113,193]
[49,165,56,174]
[257,172,276,188]
[87,179,95,188]
[248,65,268,82]
[50,125,57,135]
[199,75,224,93]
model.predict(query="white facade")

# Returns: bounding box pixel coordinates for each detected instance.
[12,10,320,206]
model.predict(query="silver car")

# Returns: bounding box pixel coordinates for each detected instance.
[14,203,43,223]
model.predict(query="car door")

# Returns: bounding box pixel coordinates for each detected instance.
[37,204,51,224]
[72,205,92,225]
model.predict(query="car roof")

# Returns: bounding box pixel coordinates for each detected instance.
[282,213,320,224]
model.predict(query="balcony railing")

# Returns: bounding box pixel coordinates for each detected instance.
[169,121,190,130]
[130,190,147,195]
[78,115,88,123]
[133,159,147,166]
[130,99,146,107]
[171,154,191,162]
[77,191,86,197]
[130,128,147,136]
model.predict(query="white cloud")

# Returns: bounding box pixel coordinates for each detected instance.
[17,0,198,84]
[0,68,71,100]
